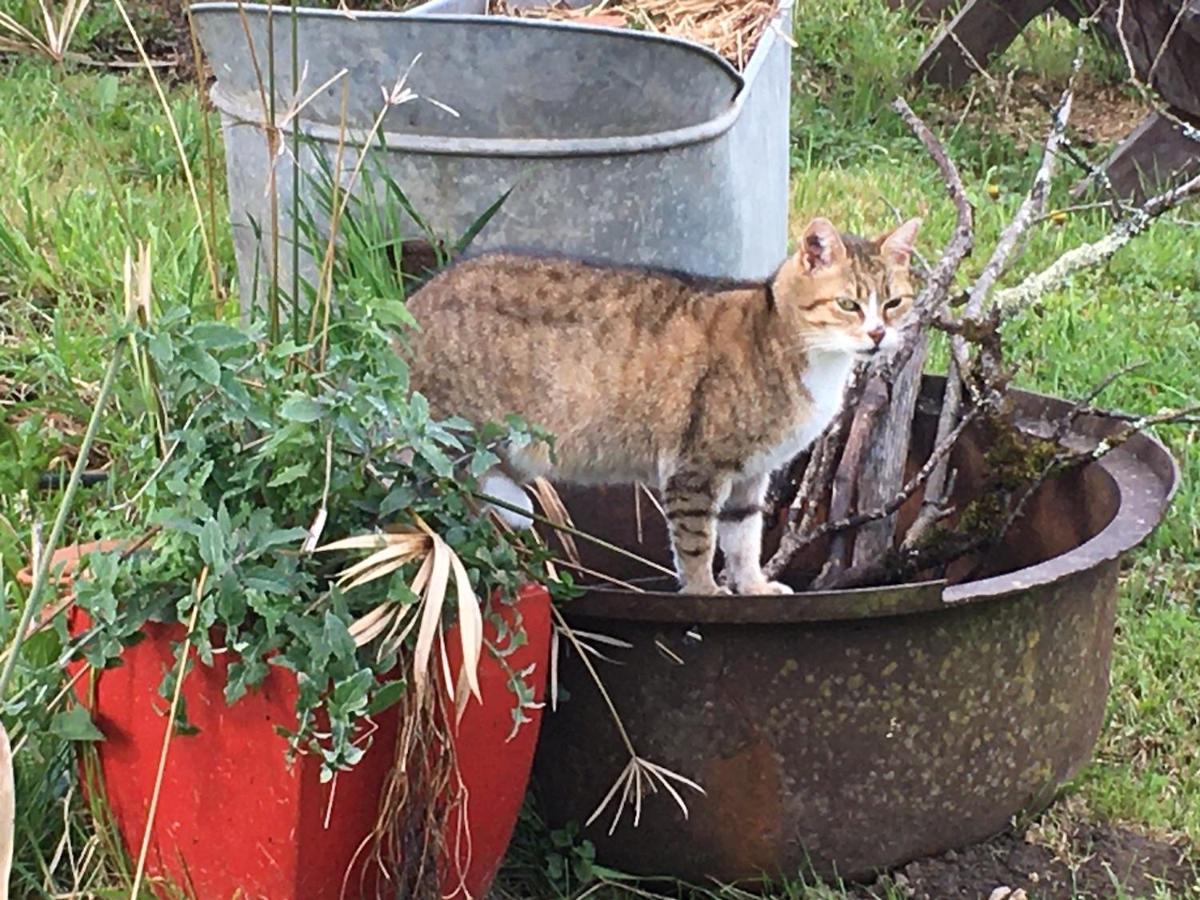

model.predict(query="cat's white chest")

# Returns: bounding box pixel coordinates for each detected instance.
[745,350,855,476]
[800,350,856,439]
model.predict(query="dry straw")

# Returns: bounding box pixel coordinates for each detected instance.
[488,0,781,70]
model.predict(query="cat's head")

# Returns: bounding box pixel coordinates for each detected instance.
[774,217,921,356]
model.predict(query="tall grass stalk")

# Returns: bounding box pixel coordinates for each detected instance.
[113,0,222,310]
[290,0,302,343]
[184,1,226,317]
[0,329,130,701]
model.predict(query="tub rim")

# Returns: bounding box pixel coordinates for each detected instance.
[190,0,797,158]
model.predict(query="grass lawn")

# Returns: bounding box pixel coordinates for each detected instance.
[0,0,1197,897]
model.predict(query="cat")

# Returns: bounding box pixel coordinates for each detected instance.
[403,216,920,595]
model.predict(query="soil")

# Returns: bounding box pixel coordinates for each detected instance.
[933,73,1152,155]
[860,821,1198,900]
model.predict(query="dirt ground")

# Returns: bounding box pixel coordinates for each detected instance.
[861,820,1198,899]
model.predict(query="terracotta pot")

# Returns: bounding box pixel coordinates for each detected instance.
[22,544,551,899]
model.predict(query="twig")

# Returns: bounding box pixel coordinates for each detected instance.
[912,75,1078,545]
[130,568,207,898]
[963,71,1076,328]
[890,97,974,328]
[811,377,886,589]
[998,403,1199,549]
[1051,361,1148,442]
[784,408,978,560]
[994,170,1200,311]
[762,374,857,581]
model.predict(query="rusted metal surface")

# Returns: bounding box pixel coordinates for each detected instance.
[532,383,1178,882]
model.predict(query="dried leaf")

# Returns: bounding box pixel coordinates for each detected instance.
[449,551,483,710]
[411,535,451,700]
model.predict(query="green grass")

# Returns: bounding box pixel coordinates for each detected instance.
[0,0,1198,897]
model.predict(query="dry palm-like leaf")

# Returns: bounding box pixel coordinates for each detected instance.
[0,0,91,61]
[317,516,484,720]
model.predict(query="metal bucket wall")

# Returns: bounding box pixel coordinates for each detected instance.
[532,383,1179,882]
[191,1,794,313]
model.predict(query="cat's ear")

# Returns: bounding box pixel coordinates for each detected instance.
[876,217,922,266]
[799,218,847,273]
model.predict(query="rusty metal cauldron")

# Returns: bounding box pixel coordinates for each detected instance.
[532,379,1178,883]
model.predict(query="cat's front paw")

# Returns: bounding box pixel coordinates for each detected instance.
[679,579,731,596]
[737,579,793,596]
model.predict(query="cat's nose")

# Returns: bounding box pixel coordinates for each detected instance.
[867,325,886,346]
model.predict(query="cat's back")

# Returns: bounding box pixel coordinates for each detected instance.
[407,252,693,328]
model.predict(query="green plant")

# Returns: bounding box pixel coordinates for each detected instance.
[545,821,598,894]
[71,294,563,779]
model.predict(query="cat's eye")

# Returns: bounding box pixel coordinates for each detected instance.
[883,297,907,312]
[835,298,860,313]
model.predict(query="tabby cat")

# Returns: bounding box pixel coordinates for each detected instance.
[404,217,920,595]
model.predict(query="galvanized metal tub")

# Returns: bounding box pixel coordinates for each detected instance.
[533,380,1179,882]
[190,0,794,312]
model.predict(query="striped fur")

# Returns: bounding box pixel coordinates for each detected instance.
[405,217,920,594]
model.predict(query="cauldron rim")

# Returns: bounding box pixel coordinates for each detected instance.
[561,377,1179,624]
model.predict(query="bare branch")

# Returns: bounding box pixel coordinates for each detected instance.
[763,367,862,581]
[784,408,978,561]
[994,170,1200,311]
[810,378,888,589]
[912,76,1077,545]
[963,70,1077,326]
[890,97,975,329]
[902,369,964,548]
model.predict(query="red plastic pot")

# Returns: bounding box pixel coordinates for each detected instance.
[23,542,551,900]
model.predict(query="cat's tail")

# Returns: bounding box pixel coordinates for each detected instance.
[479,469,535,530]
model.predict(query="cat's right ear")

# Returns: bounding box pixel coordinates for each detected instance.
[799,218,847,273]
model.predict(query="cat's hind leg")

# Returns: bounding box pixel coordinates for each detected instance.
[662,467,731,595]
[719,474,791,595]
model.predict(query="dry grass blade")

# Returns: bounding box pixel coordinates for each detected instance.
[0,14,51,58]
[334,540,427,589]
[585,755,705,835]
[315,533,397,553]
[409,537,450,703]
[0,0,91,61]
[585,757,635,833]
[570,629,633,650]
[0,721,11,900]
[529,477,581,565]
[568,626,633,664]
[549,627,560,712]
[347,602,399,647]
[448,551,483,716]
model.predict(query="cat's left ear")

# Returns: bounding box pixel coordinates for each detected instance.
[876,218,922,266]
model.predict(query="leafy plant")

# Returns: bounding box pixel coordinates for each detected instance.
[544,821,597,894]
[73,295,562,778]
